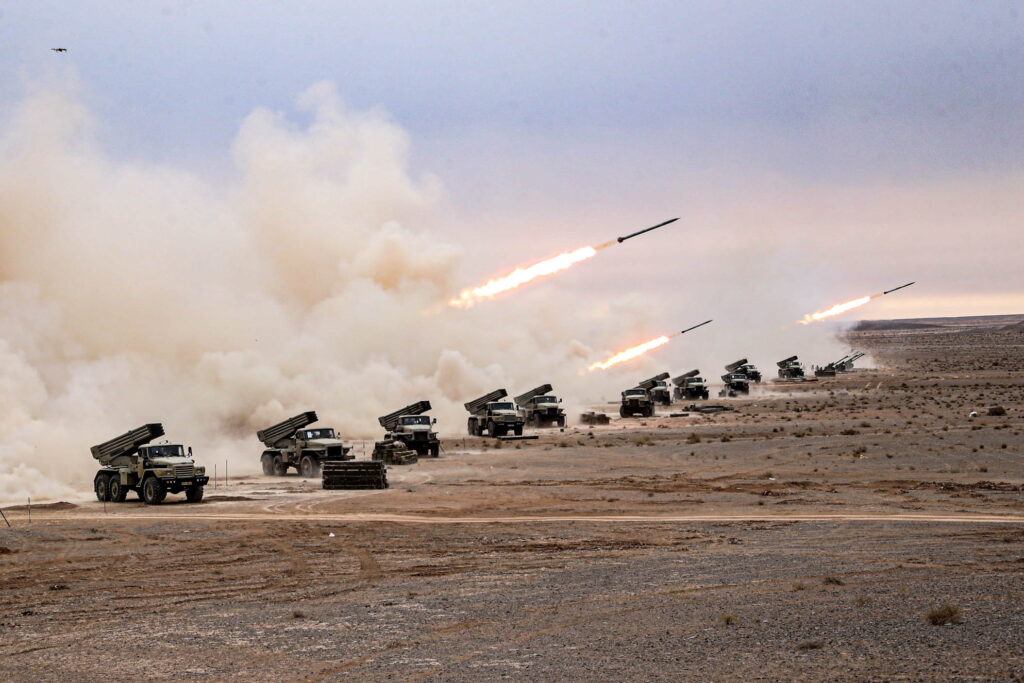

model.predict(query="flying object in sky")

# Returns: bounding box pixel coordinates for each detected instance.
[51,47,67,53]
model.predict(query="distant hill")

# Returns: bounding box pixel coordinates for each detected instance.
[852,320,941,331]
[1003,320,1024,332]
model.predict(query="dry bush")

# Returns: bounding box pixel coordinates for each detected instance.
[797,640,824,651]
[823,576,845,586]
[718,614,737,626]
[926,604,961,625]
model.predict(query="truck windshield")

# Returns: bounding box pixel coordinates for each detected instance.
[303,429,336,439]
[148,445,184,458]
[400,416,431,425]
[490,402,514,410]
[624,390,646,397]
[535,396,556,403]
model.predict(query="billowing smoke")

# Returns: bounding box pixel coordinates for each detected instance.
[0,78,676,502]
[0,77,855,503]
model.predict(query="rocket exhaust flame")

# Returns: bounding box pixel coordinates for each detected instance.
[448,245,602,309]
[448,218,678,308]
[799,282,915,324]
[799,294,877,324]
[587,335,671,371]
[587,319,712,372]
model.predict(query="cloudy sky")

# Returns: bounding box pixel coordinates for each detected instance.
[3,0,1022,320]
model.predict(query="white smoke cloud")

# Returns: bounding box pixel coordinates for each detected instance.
[2,77,690,502]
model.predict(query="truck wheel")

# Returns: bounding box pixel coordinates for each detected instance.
[557,416,566,428]
[619,406,628,418]
[467,418,477,437]
[261,453,275,476]
[300,455,319,479]
[94,474,111,502]
[142,477,167,505]
[273,456,288,476]
[108,477,128,503]
[430,445,439,458]
[185,486,204,503]
[487,420,497,437]
[514,425,523,436]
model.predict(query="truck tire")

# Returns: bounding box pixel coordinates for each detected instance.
[142,477,167,505]
[108,477,128,503]
[273,455,288,476]
[299,455,319,479]
[467,418,477,437]
[185,485,204,503]
[557,416,566,428]
[619,406,628,418]
[261,453,275,476]
[430,444,439,458]
[513,425,523,436]
[487,420,497,437]
[94,474,111,502]
[645,406,655,418]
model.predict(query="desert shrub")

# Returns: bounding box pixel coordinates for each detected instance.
[926,604,961,625]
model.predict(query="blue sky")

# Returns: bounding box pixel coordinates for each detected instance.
[2,1,1023,316]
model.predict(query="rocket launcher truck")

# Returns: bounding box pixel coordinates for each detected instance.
[638,372,673,406]
[465,389,524,437]
[257,411,353,478]
[721,360,752,396]
[378,400,440,458]
[91,423,209,505]
[620,386,655,418]
[777,355,806,380]
[672,370,709,401]
[725,358,762,383]
[515,384,566,428]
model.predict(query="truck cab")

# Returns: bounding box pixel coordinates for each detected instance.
[675,376,709,401]
[739,363,762,383]
[620,388,654,417]
[720,372,751,396]
[779,361,805,379]
[648,380,672,405]
[521,395,566,428]
[391,415,440,457]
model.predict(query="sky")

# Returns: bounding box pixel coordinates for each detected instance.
[3,1,1020,321]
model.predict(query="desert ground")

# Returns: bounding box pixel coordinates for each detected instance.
[2,315,1023,681]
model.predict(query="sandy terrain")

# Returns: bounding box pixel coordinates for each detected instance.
[2,315,1023,681]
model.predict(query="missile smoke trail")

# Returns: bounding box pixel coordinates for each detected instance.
[587,319,711,371]
[448,218,678,308]
[799,282,915,324]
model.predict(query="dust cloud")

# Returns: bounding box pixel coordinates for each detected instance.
[0,78,847,502]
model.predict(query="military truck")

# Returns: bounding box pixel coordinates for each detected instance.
[620,387,654,417]
[465,389,525,437]
[378,400,440,458]
[726,358,762,383]
[638,372,673,406]
[515,384,566,428]
[672,370,709,400]
[257,411,352,478]
[92,423,209,505]
[719,372,751,397]
[777,355,806,379]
